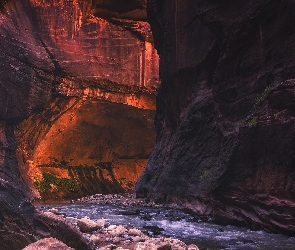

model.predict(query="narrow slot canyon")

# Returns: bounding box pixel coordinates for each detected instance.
[1,0,295,250]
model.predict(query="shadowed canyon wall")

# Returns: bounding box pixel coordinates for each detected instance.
[136,0,295,235]
[0,0,158,248]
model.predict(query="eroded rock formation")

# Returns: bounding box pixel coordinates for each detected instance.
[136,0,295,235]
[0,0,158,248]
[2,0,159,200]
[17,87,156,199]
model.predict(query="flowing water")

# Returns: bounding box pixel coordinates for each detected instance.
[37,203,295,250]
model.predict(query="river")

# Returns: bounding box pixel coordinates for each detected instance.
[36,203,295,250]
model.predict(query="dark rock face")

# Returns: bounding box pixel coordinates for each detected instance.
[136,0,295,235]
[0,179,90,249]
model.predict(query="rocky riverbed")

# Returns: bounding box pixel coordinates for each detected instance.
[28,202,199,250]
[32,194,295,250]
[75,193,170,208]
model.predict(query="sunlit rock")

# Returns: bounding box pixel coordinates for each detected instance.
[4,0,159,200]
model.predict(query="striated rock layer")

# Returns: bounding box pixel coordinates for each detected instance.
[136,0,295,235]
[0,0,158,248]
[17,92,156,200]
[0,0,159,201]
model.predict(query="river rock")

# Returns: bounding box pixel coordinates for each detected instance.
[77,217,99,233]
[109,225,128,236]
[48,208,59,215]
[128,228,142,236]
[187,244,199,250]
[111,236,121,244]
[134,241,157,250]
[131,236,142,242]
[145,238,173,250]
[107,225,117,231]
[98,244,117,250]
[164,238,187,250]
[22,237,74,250]
[90,234,101,245]
[96,219,107,228]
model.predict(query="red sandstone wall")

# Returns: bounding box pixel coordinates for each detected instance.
[31,0,159,87]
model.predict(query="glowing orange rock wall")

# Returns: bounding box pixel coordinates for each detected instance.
[18,93,156,200]
[31,0,160,88]
[0,0,160,200]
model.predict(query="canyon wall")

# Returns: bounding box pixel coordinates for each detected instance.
[136,0,295,235]
[8,0,158,200]
[18,93,155,200]
[0,0,158,248]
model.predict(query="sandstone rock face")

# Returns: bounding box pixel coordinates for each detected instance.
[0,0,158,200]
[29,0,159,88]
[136,0,295,235]
[0,0,158,248]
[17,88,156,200]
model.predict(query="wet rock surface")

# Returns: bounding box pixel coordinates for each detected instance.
[37,207,199,250]
[136,0,295,235]
[36,198,295,250]
[75,193,208,223]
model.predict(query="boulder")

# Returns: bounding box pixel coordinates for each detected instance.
[90,234,101,245]
[107,225,117,231]
[187,244,199,250]
[22,237,74,250]
[77,217,99,233]
[98,244,117,250]
[164,239,187,250]
[108,225,128,237]
[128,228,142,236]
[96,219,107,228]
[134,242,157,250]
[48,208,59,215]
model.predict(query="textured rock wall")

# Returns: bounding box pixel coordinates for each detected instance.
[29,0,159,87]
[0,0,158,201]
[17,95,155,200]
[0,0,158,248]
[136,0,295,235]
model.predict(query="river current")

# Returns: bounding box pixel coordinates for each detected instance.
[37,203,295,250]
